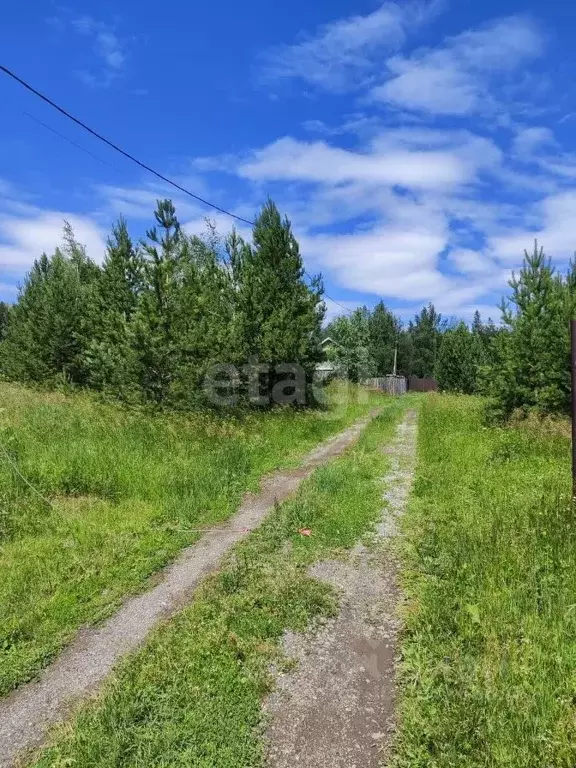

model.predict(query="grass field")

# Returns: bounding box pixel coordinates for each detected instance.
[11,388,576,767]
[31,396,410,767]
[0,381,382,697]
[395,395,576,768]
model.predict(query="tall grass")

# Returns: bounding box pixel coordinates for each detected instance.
[32,398,409,768]
[0,381,380,696]
[395,394,576,767]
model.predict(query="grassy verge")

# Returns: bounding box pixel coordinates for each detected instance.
[31,396,410,768]
[0,381,381,697]
[395,394,576,768]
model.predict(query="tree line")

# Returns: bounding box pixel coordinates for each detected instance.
[0,205,573,421]
[0,199,324,407]
[324,301,498,387]
[326,241,576,420]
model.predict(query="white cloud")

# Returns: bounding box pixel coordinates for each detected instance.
[95,182,256,241]
[0,210,106,276]
[192,124,516,316]
[508,126,576,179]
[372,15,544,115]
[490,191,576,263]
[371,127,502,175]
[261,0,443,92]
[513,126,555,156]
[68,15,129,87]
[300,222,450,301]
[96,184,192,220]
[375,57,478,114]
[238,135,480,190]
[448,248,496,276]
[96,32,125,70]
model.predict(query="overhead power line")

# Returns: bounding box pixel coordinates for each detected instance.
[1,64,254,226]
[1,64,353,314]
[21,110,117,169]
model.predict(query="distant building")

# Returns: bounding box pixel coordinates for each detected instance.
[316,337,338,379]
[315,360,338,379]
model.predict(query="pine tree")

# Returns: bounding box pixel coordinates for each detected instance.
[368,301,400,375]
[471,310,500,376]
[61,221,101,283]
[0,302,11,342]
[234,200,324,403]
[83,218,143,396]
[435,321,479,393]
[132,200,183,403]
[170,228,237,404]
[1,226,99,385]
[409,303,444,377]
[472,310,483,338]
[485,241,571,416]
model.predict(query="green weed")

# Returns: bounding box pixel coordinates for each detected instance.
[31,397,411,767]
[0,381,383,696]
[395,394,576,768]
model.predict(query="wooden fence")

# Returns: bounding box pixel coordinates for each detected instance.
[407,376,438,392]
[364,375,407,395]
[365,375,438,394]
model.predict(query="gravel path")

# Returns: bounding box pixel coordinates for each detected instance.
[0,411,379,768]
[264,408,417,768]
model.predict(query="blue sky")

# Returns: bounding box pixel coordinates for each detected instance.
[2,0,576,321]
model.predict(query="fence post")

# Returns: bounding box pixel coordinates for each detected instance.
[571,320,576,499]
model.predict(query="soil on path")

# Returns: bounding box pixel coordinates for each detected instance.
[0,410,380,768]
[264,408,417,768]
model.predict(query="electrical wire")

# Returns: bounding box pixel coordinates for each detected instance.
[21,110,118,169]
[1,64,254,225]
[1,64,354,314]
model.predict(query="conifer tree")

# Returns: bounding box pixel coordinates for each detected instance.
[2,226,99,384]
[435,321,479,393]
[0,302,11,342]
[368,301,399,375]
[472,309,483,338]
[486,241,571,416]
[84,218,143,396]
[409,303,444,378]
[234,200,324,401]
[170,229,237,404]
[132,200,183,403]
